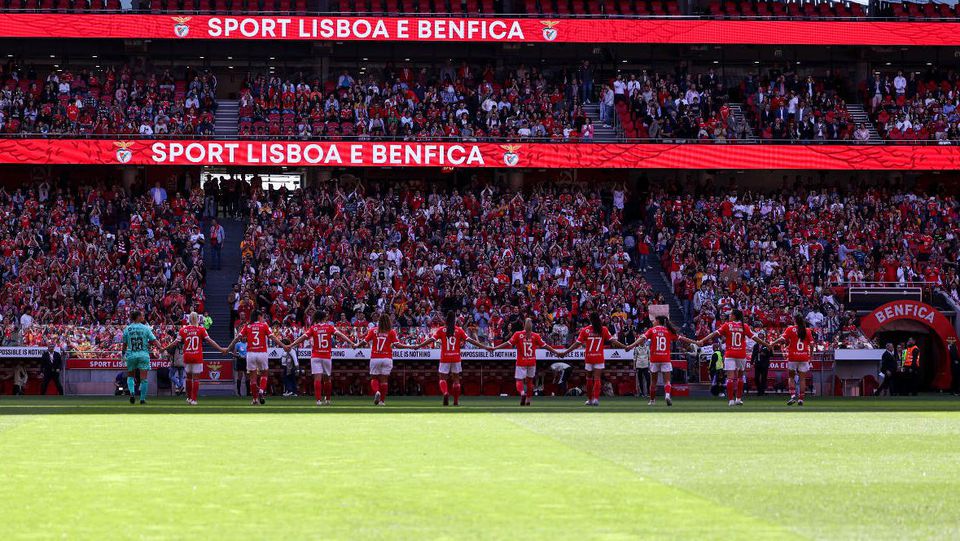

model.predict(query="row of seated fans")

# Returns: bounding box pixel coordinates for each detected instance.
[336,0,494,14]
[0,63,218,135]
[3,0,308,11]
[1,0,679,14]
[880,1,960,19]
[517,0,679,15]
[706,0,865,18]
[332,0,678,15]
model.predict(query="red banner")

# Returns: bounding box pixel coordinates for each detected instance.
[67,358,171,370]
[66,358,233,381]
[4,139,960,170]
[1,14,960,45]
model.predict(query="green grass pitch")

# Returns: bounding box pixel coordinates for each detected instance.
[2,395,959,540]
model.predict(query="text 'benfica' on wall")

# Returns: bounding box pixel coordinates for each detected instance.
[1,14,960,45]
[4,139,960,170]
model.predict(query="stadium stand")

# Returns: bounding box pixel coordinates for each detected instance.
[611,68,746,140]
[237,63,591,141]
[865,68,960,141]
[649,186,959,348]
[704,0,866,19]
[745,71,854,141]
[0,180,207,341]
[232,177,662,343]
[0,64,218,136]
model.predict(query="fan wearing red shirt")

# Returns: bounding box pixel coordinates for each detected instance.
[413,311,489,406]
[625,315,695,406]
[227,310,281,406]
[558,313,628,407]
[490,318,563,406]
[285,309,358,406]
[166,312,226,405]
[699,309,767,406]
[355,314,415,406]
[768,315,814,406]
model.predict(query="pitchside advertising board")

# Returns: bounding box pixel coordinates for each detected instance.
[65,358,234,381]
[266,347,661,365]
[1,14,960,45]
[0,347,45,358]
[6,139,960,170]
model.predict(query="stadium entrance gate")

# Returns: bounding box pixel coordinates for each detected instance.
[860,301,957,390]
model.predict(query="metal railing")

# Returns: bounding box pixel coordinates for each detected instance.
[0,132,953,145]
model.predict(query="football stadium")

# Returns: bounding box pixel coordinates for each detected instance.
[1,2,960,539]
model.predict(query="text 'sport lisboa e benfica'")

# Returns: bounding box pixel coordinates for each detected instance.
[10,139,960,170]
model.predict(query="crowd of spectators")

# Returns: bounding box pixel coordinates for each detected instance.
[745,69,855,141]
[612,67,748,140]
[0,178,207,351]
[706,0,866,19]
[237,62,592,141]
[7,60,960,145]
[232,176,662,345]
[866,68,960,142]
[647,181,959,348]
[0,62,218,136]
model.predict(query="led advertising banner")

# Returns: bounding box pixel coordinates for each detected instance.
[1,14,960,45]
[2,138,960,170]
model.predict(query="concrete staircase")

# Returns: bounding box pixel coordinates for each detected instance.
[728,103,757,140]
[582,102,619,142]
[214,102,239,138]
[846,104,883,143]
[642,256,688,332]
[203,218,246,346]
[201,218,246,395]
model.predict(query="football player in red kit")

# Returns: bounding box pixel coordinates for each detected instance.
[284,309,358,406]
[625,315,696,406]
[166,312,227,405]
[490,318,563,406]
[767,314,814,406]
[413,311,489,406]
[226,310,281,406]
[354,314,416,406]
[699,309,768,406]
[558,312,629,407]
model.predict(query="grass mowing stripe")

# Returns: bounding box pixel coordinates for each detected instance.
[0,401,789,540]
[503,408,960,540]
[1,397,958,540]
